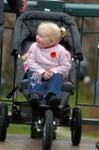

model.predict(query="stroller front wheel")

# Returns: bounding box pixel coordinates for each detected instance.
[42,109,53,150]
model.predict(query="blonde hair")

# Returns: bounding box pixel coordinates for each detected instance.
[37,22,66,42]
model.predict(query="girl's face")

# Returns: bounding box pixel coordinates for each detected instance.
[36,28,55,48]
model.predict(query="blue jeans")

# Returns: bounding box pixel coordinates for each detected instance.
[26,71,63,97]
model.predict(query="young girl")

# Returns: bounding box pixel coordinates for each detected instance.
[22,22,72,107]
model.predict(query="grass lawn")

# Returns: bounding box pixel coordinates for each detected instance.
[7,124,30,134]
[7,124,99,141]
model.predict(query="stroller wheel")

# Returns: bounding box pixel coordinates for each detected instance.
[42,109,53,150]
[0,103,8,141]
[96,141,99,149]
[71,107,82,145]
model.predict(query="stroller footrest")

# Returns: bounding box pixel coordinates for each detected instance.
[62,82,74,93]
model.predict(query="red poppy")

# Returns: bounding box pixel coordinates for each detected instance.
[50,51,57,58]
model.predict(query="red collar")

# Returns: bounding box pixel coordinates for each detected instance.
[44,44,57,49]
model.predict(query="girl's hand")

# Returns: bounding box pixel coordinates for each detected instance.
[21,53,28,61]
[42,71,50,80]
[47,70,54,77]
[42,70,54,80]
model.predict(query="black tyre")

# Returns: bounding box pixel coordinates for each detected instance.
[71,107,82,145]
[42,109,53,150]
[0,103,8,141]
[96,141,99,149]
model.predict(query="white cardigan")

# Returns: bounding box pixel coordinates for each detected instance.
[24,42,72,80]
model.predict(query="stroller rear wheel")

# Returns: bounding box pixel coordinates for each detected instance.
[0,103,8,141]
[42,109,53,150]
[96,141,99,149]
[71,107,82,145]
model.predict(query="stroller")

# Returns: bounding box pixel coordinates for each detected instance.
[0,10,83,150]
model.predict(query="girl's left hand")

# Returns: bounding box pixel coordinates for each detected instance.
[21,53,28,61]
[42,70,54,80]
[47,70,54,77]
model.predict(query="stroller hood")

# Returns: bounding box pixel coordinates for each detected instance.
[11,10,82,57]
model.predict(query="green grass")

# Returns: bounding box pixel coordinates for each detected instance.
[7,124,30,134]
[7,124,99,140]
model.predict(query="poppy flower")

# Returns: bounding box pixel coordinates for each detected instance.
[50,51,57,58]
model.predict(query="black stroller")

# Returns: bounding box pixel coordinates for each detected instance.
[0,10,83,150]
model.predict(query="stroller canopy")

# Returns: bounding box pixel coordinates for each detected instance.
[11,10,82,58]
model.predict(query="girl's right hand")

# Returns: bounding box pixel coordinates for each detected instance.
[42,71,50,80]
[42,70,54,80]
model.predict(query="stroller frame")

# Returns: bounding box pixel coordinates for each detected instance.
[0,10,82,150]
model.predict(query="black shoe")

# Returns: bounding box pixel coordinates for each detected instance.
[28,92,40,106]
[47,95,60,107]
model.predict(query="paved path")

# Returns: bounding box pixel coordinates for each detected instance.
[0,134,97,150]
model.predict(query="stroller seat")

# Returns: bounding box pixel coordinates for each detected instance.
[10,10,82,108]
[16,57,75,108]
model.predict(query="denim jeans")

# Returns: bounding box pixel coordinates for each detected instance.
[26,71,63,97]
